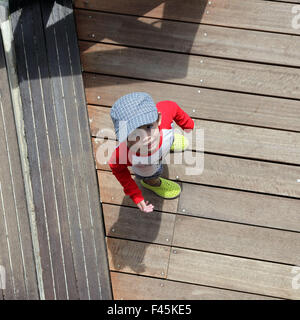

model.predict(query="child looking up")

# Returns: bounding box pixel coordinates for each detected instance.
[109,92,194,213]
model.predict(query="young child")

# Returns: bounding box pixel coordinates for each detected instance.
[109,92,194,213]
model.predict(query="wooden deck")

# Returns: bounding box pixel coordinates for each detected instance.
[0,0,111,300]
[74,0,300,300]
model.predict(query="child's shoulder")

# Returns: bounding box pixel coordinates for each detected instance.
[156,100,178,112]
[156,100,179,117]
[157,100,179,129]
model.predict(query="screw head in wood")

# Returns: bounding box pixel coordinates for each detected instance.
[182,209,186,212]
[204,33,207,37]
[173,250,177,254]
[97,96,101,100]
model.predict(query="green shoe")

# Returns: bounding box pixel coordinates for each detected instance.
[170,133,189,152]
[141,177,181,199]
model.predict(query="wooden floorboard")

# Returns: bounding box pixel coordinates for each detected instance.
[110,272,279,300]
[94,139,300,199]
[103,201,300,266]
[98,169,300,232]
[85,74,300,133]
[76,0,300,300]
[178,183,300,232]
[103,203,176,246]
[10,0,112,300]
[80,41,300,100]
[106,238,170,278]
[167,247,300,299]
[89,105,300,165]
[97,170,179,213]
[74,0,300,36]
[0,32,39,300]
[173,215,300,265]
[75,9,300,67]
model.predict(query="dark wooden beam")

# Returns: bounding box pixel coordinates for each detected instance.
[0,31,39,300]
[10,0,112,300]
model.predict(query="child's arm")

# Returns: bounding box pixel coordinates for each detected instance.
[172,101,195,131]
[109,148,154,212]
[109,161,144,204]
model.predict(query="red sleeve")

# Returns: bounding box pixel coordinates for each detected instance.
[109,146,144,205]
[157,101,194,130]
[173,102,195,130]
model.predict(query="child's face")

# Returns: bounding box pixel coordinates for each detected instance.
[127,112,162,154]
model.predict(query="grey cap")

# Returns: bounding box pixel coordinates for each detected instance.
[110,92,158,142]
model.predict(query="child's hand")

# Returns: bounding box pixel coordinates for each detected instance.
[137,200,154,213]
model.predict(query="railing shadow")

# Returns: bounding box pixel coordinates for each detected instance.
[79,0,208,87]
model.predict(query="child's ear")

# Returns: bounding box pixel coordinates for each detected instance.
[157,112,162,126]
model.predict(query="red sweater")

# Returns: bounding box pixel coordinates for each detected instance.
[109,101,195,204]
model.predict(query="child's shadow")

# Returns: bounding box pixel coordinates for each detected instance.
[106,164,176,274]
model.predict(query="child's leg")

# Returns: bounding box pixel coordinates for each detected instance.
[142,164,163,186]
[143,176,161,186]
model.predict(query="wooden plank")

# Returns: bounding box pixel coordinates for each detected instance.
[89,105,300,165]
[11,0,112,300]
[167,247,300,299]
[110,271,278,300]
[178,183,300,232]
[95,139,300,199]
[102,203,176,245]
[84,74,300,132]
[75,9,300,67]
[42,0,103,300]
[62,0,113,300]
[98,167,300,232]
[97,170,179,213]
[0,29,38,299]
[173,215,300,265]
[80,41,300,100]
[11,0,56,299]
[106,238,170,278]
[74,0,300,36]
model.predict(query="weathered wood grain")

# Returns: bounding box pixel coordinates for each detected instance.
[74,0,300,35]
[89,106,300,165]
[102,203,176,245]
[80,41,300,99]
[178,183,300,232]
[94,139,300,199]
[173,215,300,265]
[75,9,300,67]
[167,248,300,299]
[98,167,300,232]
[0,30,39,300]
[96,165,179,213]
[85,74,300,132]
[10,0,112,300]
[106,238,170,278]
[110,271,278,300]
